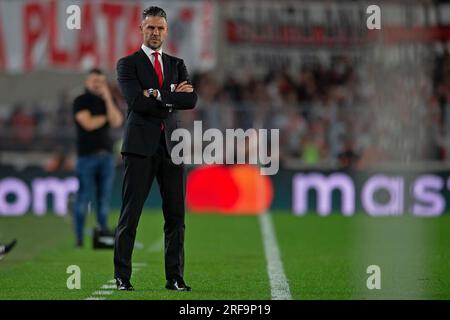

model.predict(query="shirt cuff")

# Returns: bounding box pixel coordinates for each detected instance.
[156,89,162,101]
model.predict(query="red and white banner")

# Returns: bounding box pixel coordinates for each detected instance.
[221,1,450,72]
[0,0,217,73]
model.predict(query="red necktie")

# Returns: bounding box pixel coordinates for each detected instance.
[152,52,165,131]
[152,52,163,88]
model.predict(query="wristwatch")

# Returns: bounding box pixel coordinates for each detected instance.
[147,88,156,98]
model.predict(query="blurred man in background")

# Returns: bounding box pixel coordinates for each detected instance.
[73,68,124,248]
[0,239,17,261]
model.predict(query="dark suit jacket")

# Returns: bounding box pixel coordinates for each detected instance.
[117,48,197,157]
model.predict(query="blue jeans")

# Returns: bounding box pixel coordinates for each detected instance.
[74,154,115,243]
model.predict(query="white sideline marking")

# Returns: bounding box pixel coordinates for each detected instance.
[259,213,292,300]
[100,284,116,289]
[147,235,164,253]
[134,262,148,266]
[83,235,162,300]
[93,290,113,295]
[84,262,149,300]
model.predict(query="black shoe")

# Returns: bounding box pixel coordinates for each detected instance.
[116,278,134,291]
[5,239,17,253]
[93,227,114,249]
[0,239,17,260]
[98,227,115,237]
[165,278,192,292]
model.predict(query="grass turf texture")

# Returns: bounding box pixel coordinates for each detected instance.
[1,210,450,299]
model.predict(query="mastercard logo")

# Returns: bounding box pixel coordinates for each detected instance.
[186,165,273,215]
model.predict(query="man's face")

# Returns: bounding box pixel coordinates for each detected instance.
[85,73,106,95]
[140,16,168,50]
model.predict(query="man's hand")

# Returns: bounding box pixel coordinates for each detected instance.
[99,78,113,102]
[99,77,123,128]
[143,89,158,98]
[174,81,194,93]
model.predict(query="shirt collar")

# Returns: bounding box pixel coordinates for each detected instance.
[141,44,163,59]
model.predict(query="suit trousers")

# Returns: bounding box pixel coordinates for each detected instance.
[114,133,186,281]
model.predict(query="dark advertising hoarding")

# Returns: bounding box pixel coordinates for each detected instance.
[1,165,449,216]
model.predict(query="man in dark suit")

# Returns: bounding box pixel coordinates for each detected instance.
[114,6,197,292]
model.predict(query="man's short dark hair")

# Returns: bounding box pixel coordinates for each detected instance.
[142,6,167,21]
[88,68,103,75]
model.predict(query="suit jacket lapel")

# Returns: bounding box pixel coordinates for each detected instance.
[162,53,171,90]
[137,49,159,88]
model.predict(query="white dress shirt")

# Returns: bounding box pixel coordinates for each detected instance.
[141,44,164,78]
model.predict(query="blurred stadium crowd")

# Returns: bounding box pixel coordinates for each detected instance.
[0,50,449,171]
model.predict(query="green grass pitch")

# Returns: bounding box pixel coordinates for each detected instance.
[1,210,450,299]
